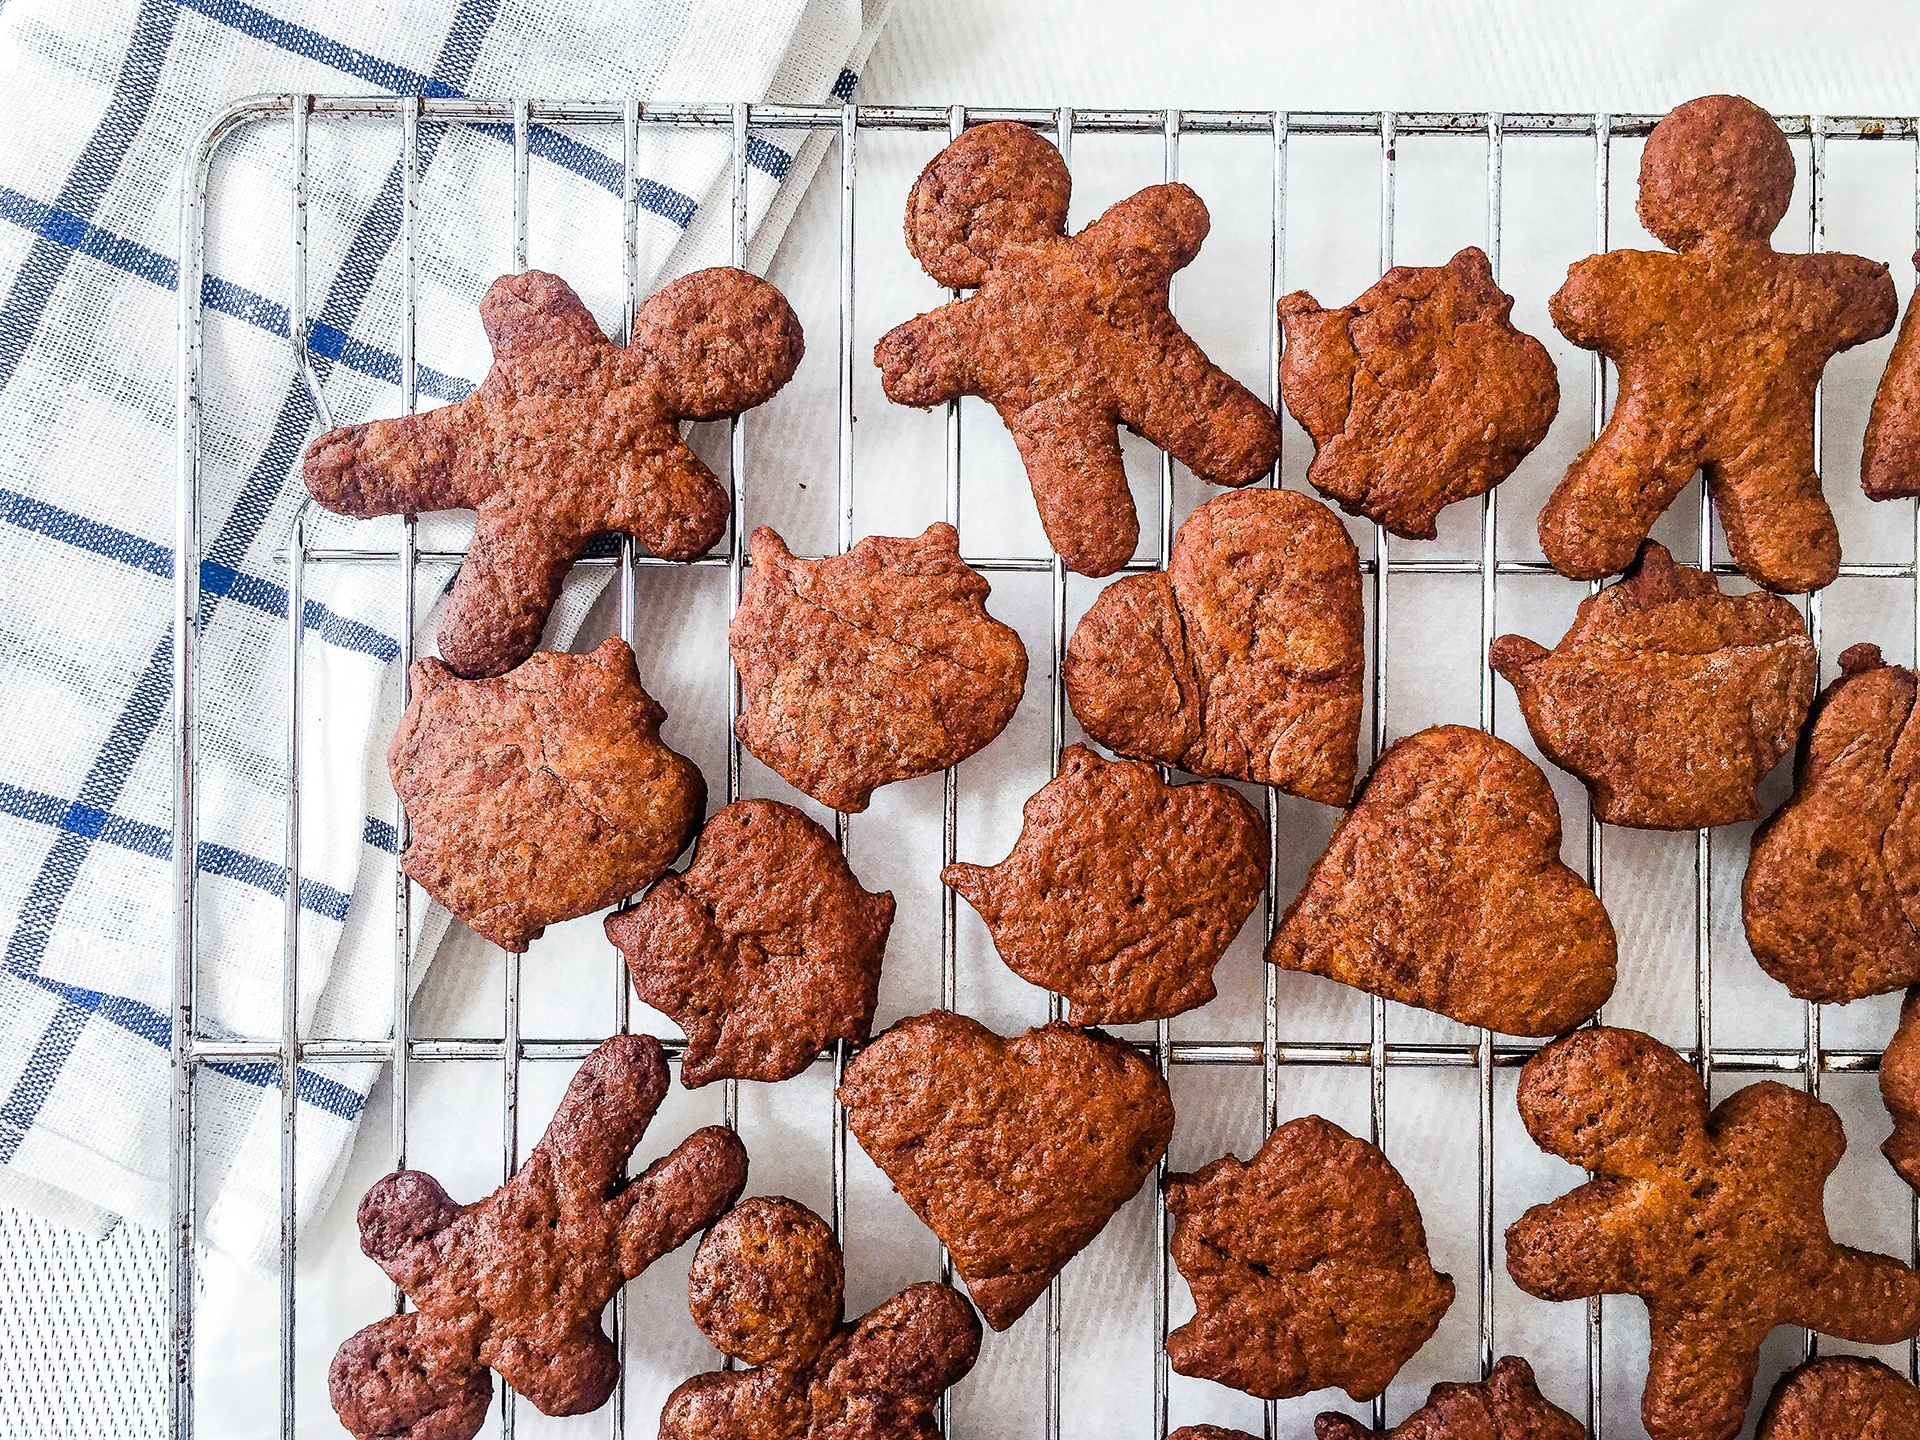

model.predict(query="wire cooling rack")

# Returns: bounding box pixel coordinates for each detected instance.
[172,98,1920,1440]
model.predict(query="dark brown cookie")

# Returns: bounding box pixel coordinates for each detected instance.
[305,268,803,677]
[1315,1356,1585,1440]
[1882,986,1920,1189]
[328,1035,748,1440]
[661,1196,981,1440]
[730,524,1028,813]
[1757,1356,1920,1440]
[837,1010,1174,1331]
[1268,725,1616,1035]
[1506,1026,1920,1440]
[1064,487,1364,805]
[1169,1430,1258,1440]
[1166,1115,1453,1403]
[605,800,894,1087]
[874,121,1282,577]
[1490,541,1817,830]
[1279,246,1560,540]
[1743,643,1920,1003]
[389,638,705,952]
[942,743,1266,1024]
[1539,94,1896,594]
[1864,252,1920,502]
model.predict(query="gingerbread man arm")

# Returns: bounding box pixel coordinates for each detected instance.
[815,1282,982,1411]
[1548,250,1671,356]
[1505,1181,1640,1301]
[1075,183,1209,290]
[488,1326,621,1419]
[1793,1245,1920,1343]
[1806,252,1900,354]
[530,1032,672,1195]
[303,404,489,520]
[616,1124,749,1276]
[1642,1311,1767,1440]
[606,439,733,564]
[477,269,612,392]
[874,301,983,410]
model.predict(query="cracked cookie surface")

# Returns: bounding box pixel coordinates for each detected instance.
[730,524,1028,813]
[943,744,1265,1024]
[1743,643,1920,1002]
[1491,541,1816,830]
[1166,1115,1454,1403]
[875,121,1282,577]
[389,638,705,952]
[1063,487,1364,805]
[1280,246,1559,540]
[606,799,895,1087]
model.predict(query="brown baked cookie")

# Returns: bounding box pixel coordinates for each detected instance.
[730,524,1028,813]
[661,1196,981,1440]
[328,1035,748,1440]
[837,1010,1174,1331]
[1168,1430,1258,1440]
[605,800,894,1087]
[1506,1026,1920,1440]
[1064,487,1364,806]
[1882,986,1920,1189]
[1316,1356,1585,1440]
[1279,246,1560,540]
[942,744,1266,1024]
[1539,94,1897,594]
[874,121,1282,577]
[1166,1115,1453,1403]
[1864,253,1920,501]
[1267,725,1616,1035]
[1743,643,1920,1003]
[1490,541,1817,830]
[305,268,803,677]
[389,638,705,952]
[1756,1356,1920,1440]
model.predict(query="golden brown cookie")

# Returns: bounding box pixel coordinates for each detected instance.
[1539,94,1896,593]
[1864,252,1920,502]
[1166,1115,1454,1403]
[730,524,1028,813]
[1882,986,1920,1189]
[1507,1026,1920,1440]
[1756,1356,1920,1440]
[837,1010,1174,1331]
[1743,643,1920,1003]
[661,1196,981,1440]
[1169,1430,1257,1440]
[1268,725,1616,1035]
[305,268,803,677]
[875,121,1282,577]
[389,638,705,952]
[942,744,1266,1024]
[606,800,894,1087]
[329,1036,748,1440]
[1490,541,1816,830]
[1279,246,1559,540]
[1315,1356,1585,1440]
[1064,488,1364,806]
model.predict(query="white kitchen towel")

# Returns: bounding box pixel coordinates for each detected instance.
[0,0,892,1270]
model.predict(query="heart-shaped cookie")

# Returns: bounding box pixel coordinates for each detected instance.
[1268,725,1616,1035]
[837,1011,1174,1330]
[1063,487,1364,806]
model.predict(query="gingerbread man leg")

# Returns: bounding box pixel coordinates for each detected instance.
[1504,1182,1638,1301]
[1540,396,1703,581]
[1642,1313,1766,1440]
[329,1312,492,1440]
[1793,1245,1920,1343]
[436,513,592,679]
[488,1325,619,1418]
[1003,397,1140,576]
[1708,442,1840,594]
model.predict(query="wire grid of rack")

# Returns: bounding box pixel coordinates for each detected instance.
[171,97,1920,1440]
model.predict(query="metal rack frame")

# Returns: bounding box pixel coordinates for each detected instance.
[173,98,1920,1440]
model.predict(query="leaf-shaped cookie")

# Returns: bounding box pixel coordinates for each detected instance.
[1267,725,1616,1034]
[943,744,1266,1024]
[1314,1356,1584,1440]
[1063,488,1364,806]
[837,1011,1173,1331]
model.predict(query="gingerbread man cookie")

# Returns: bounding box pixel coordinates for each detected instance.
[1507,1026,1920,1440]
[1539,94,1896,593]
[1279,246,1560,539]
[305,267,803,677]
[328,1035,748,1440]
[660,1196,981,1440]
[1315,1356,1585,1440]
[1757,1356,1920,1440]
[875,121,1282,576]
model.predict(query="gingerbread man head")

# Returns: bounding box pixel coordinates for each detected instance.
[659,1195,981,1439]
[1539,94,1895,595]
[875,121,1282,577]
[328,1035,749,1440]
[304,267,803,678]
[1507,1026,1920,1440]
